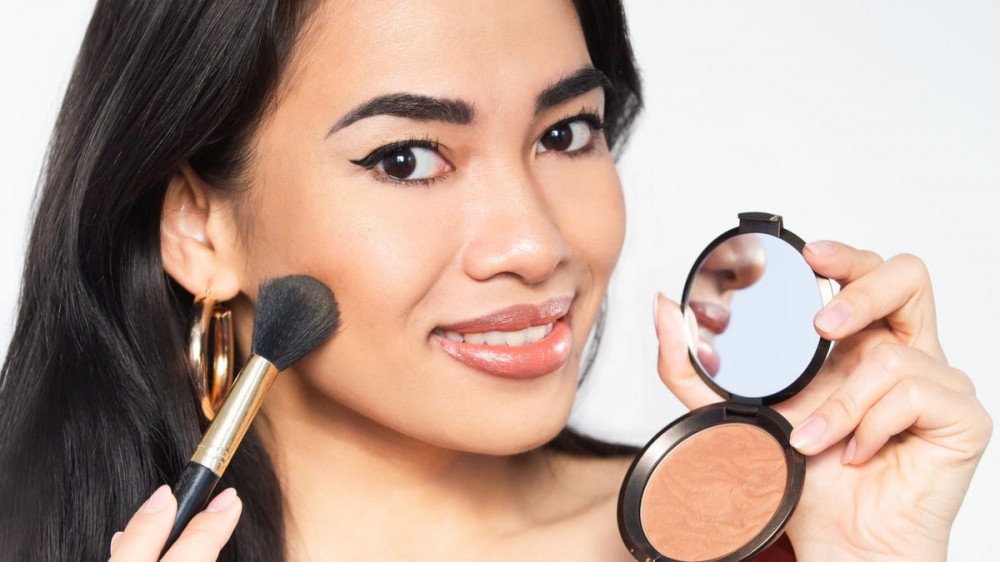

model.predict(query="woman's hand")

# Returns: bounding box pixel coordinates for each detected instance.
[108,485,242,562]
[655,241,992,561]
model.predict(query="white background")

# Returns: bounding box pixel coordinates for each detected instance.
[1,1,997,559]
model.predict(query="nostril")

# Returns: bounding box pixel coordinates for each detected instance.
[461,220,569,285]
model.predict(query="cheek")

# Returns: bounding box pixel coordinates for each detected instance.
[244,155,459,337]
[247,175,464,419]
[545,158,626,283]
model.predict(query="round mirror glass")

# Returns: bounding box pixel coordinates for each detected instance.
[683,232,826,398]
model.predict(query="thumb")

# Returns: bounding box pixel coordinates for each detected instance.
[655,293,721,410]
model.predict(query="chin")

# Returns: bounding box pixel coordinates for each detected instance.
[300,344,586,456]
[429,389,579,456]
[462,417,572,456]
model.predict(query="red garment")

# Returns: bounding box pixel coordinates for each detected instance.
[755,534,796,561]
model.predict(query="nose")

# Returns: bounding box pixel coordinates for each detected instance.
[461,168,570,285]
[700,234,767,292]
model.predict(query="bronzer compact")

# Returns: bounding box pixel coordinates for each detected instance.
[618,212,834,561]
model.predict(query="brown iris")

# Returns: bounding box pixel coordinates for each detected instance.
[540,122,575,151]
[381,148,417,179]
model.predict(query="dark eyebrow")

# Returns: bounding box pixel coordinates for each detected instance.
[534,67,613,115]
[327,93,474,136]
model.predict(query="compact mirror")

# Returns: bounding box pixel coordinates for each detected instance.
[620,213,832,562]
[681,213,834,402]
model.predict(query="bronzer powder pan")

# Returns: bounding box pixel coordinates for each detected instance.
[619,213,834,561]
[641,424,787,560]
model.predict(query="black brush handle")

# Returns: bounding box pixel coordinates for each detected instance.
[162,461,220,554]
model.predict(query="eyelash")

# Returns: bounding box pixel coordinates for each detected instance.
[349,136,446,186]
[544,109,606,158]
[350,109,606,186]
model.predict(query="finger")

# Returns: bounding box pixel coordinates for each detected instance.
[813,254,941,358]
[108,485,176,562]
[788,342,970,455]
[845,378,986,465]
[803,240,883,285]
[161,488,242,562]
[655,293,721,410]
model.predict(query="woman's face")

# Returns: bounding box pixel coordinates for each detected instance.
[686,235,766,376]
[231,0,624,454]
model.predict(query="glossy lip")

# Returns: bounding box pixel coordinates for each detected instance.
[432,297,574,379]
[696,339,721,377]
[437,297,573,334]
[688,300,730,336]
[689,300,728,377]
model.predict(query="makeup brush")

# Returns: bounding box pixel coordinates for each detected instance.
[164,275,340,551]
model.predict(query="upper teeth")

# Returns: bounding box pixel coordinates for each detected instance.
[441,323,555,346]
[698,326,715,344]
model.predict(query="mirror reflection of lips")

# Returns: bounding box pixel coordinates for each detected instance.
[688,300,730,377]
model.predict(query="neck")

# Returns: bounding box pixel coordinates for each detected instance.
[258,369,555,559]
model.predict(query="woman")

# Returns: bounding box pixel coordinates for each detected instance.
[0,1,990,560]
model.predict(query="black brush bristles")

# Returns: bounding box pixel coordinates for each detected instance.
[251,275,340,370]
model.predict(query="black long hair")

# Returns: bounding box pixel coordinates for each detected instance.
[0,1,642,559]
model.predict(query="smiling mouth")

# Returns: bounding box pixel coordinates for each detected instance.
[432,297,574,379]
[688,300,730,377]
[434,322,555,346]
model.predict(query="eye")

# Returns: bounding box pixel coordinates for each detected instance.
[376,146,450,182]
[351,140,452,185]
[536,117,600,154]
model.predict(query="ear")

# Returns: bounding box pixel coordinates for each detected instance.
[161,164,243,300]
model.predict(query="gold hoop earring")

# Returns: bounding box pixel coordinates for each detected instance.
[189,293,234,421]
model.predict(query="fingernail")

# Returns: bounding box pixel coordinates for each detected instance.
[206,488,238,513]
[652,292,662,331]
[805,241,837,257]
[842,436,857,465]
[790,416,828,451]
[109,531,123,556]
[815,300,850,333]
[141,485,172,514]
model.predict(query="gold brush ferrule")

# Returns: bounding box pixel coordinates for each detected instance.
[191,354,279,475]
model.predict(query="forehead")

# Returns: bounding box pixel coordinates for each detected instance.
[285,0,592,114]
